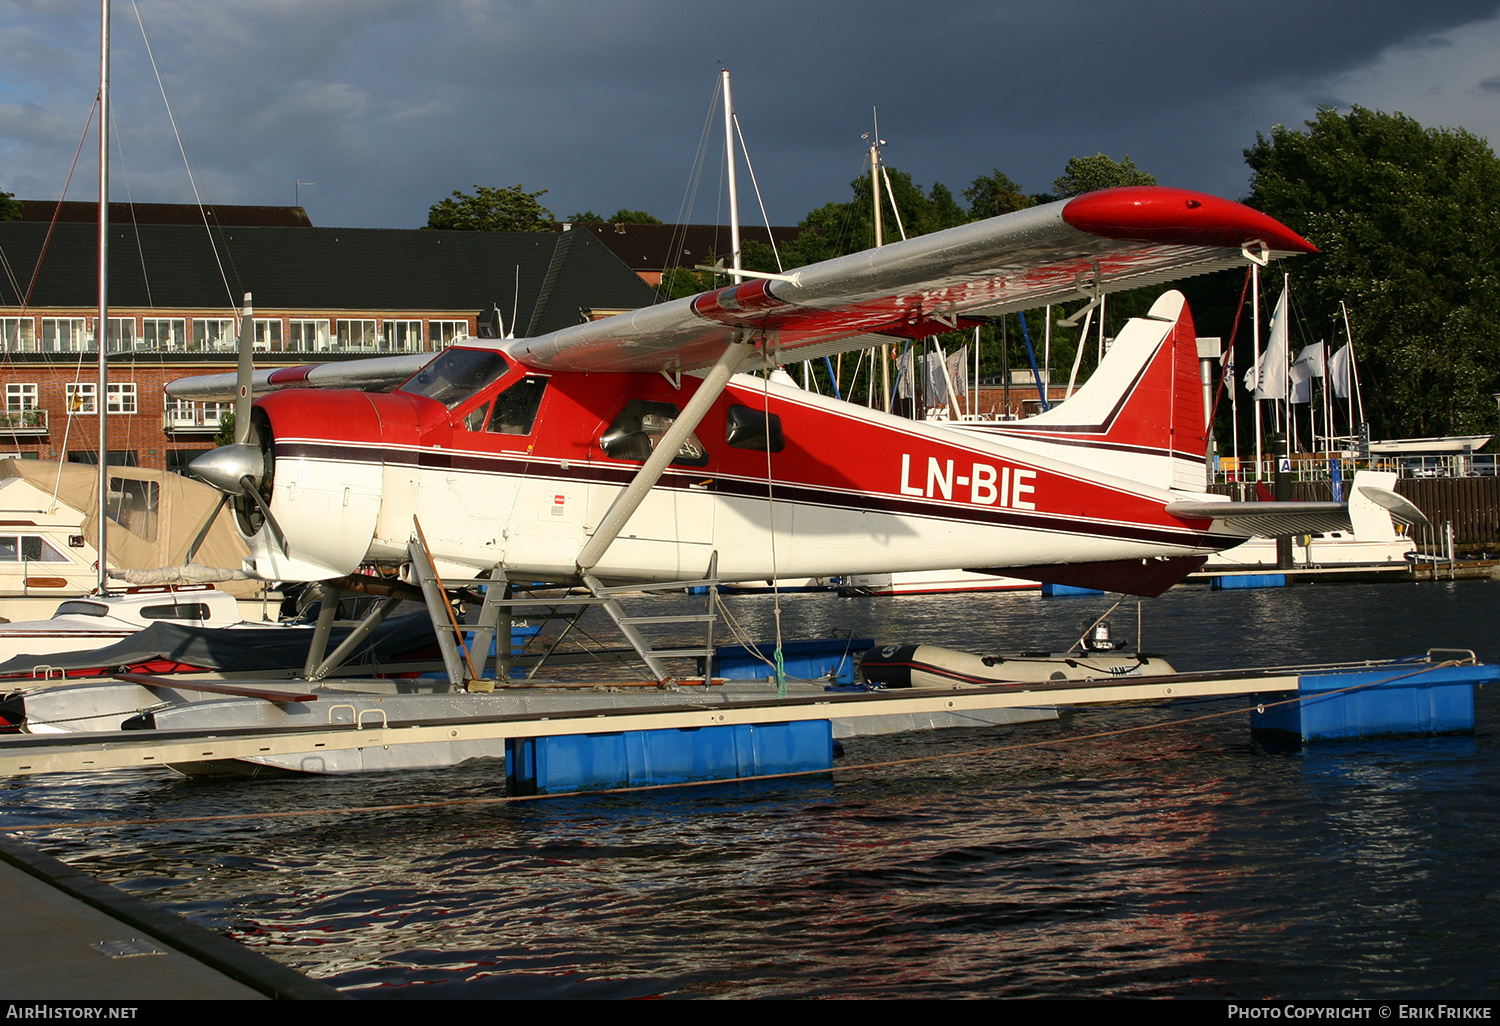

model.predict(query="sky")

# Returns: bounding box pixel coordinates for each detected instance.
[3,0,1500,231]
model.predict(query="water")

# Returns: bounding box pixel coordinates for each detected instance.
[3,580,1498,999]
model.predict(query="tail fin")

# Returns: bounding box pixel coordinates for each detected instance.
[984,290,1208,491]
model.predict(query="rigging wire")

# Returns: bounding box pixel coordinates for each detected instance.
[129,0,237,314]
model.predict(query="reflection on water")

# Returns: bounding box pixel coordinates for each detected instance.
[3,581,1498,998]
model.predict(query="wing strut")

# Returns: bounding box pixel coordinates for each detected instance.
[575,340,753,573]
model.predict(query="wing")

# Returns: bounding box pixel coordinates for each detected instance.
[166,352,432,401]
[167,185,1313,397]
[504,186,1314,373]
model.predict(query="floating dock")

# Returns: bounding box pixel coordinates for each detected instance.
[2,652,1491,783]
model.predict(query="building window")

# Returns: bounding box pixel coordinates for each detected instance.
[6,384,38,412]
[106,317,138,351]
[66,450,138,467]
[384,320,422,352]
[65,383,97,415]
[106,383,137,414]
[143,318,186,350]
[193,318,237,352]
[430,320,469,348]
[253,319,282,352]
[42,318,89,352]
[1,318,35,352]
[289,319,331,352]
[336,319,378,350]
[1,383,43,432]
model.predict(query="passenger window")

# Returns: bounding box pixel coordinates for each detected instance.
[725,405,784,452]
[600,400,709,467]
[487,376,549,435]
[0,536,16,561]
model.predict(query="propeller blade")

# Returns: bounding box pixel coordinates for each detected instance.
[239,474,289,556]
[235,292,254,445]
[184,491,231,564]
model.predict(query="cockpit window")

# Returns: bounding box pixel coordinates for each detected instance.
[398,348,510,408]
[599,400,709,467]
[487,376,549,435]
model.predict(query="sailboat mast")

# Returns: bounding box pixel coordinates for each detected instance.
[96,0,110,594]
[720,68,741,284]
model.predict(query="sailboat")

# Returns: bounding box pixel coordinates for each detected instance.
[0,1,264,625]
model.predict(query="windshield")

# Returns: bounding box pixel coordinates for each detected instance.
[397,348,510,408]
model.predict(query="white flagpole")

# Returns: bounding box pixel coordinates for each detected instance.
[1252,263,1262,483]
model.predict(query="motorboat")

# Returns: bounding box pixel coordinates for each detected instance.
[0,584,270,666]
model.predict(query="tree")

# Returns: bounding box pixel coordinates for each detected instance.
[1245,106,1500,439]
[1052,154,1156,198]
[566,208,663,224]
[0,188,19,221]
[426,184,554,232]
[963,169,1031,220]
[750,167,970,273]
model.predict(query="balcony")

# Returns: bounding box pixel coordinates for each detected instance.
[0,409,49,436]
[162,407,224,434]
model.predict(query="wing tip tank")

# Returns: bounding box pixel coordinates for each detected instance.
[1061,186,1317,255]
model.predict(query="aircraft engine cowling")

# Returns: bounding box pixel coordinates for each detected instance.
[231,390,399,582]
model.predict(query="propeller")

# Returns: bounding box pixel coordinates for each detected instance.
[186,293,288,555]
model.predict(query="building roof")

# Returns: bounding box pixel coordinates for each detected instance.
[559,222,807,272]
[0,222,659,337]
[17,200,314,228]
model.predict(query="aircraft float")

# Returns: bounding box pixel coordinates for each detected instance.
[171,187,1424,618]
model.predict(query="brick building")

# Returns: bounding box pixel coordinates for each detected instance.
[0,206,657,472]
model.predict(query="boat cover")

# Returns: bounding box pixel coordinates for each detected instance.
[0,612,440,679]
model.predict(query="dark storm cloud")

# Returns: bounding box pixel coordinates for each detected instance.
[3,1,1499,229]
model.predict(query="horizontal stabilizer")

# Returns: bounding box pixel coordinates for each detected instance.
[1164,500,1352,538]
[1357,485,1430,528]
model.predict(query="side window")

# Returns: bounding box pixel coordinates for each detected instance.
[487,376,549,435]
[140,603,212,621]
[20,536,70,562]
[463,403,490,432]
[725,405,784,452]
[600,400,709,467]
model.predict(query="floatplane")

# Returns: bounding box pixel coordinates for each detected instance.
[0,187,1451,776]
[164,186,1424,681]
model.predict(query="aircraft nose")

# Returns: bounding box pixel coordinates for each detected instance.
[187,441,264,496]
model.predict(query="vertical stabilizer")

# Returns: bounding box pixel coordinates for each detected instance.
[965,290,1209,491]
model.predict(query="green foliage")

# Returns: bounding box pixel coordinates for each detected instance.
[426,184,554,232]
[1246,106,1500,438]
[1052,154,1156,198]
[754,167,973,272]
[567,208,663,224]
[963,169,1031,220]
[0,188,19,222]
[214,410,236,448]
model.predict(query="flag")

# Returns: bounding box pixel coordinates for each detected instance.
[1330,458,1344,503]
[1289,342,1324,404]
[924,351,948,406]
[1328,344,1352,399]
[1250,288,1290,399]
[895,347,914,399]
[945,345,969,398]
